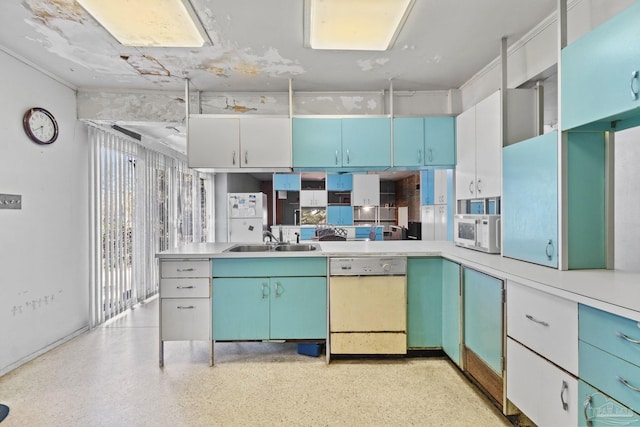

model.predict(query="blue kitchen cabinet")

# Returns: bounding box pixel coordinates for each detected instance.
[463,268,503,375]
[212,277,270,340]
[212,258,327,341]
[327,205,353,226]
[326,173,353,191]
[273,173,301,191]
[407,258,442,349]
[270,276,327,339]
[442,259,461,366]
[562,1,640,131]
[341,118,391,167]
[393,118,425,167]
[292,118,342,167]
[293,118,390,168]
[421,169,435,205]
[502,131,558,267]
[393,117,455,167]
[355,226,383,240]
[299,227,316,241]
[424,117,455,166]
[579,380,640,426]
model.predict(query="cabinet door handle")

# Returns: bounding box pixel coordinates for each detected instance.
[176,268,195,272]
[631,70,639,100]
[617,331,640,345]
[545,239,554,260]
[335,150,339,165]
[176,285,194,289]
[261,282,269,299]
[232,150,236,165]
[560,380,569,411]
[274,281,283,297]
[428,148,433,162]
[476,179,482,194]
[346,148,350,164]
[618,376,640,393]
[418,149,422,163]
[244,150,248,164]
[469,180,474,195]
[584,394,594,427]
[177,305,195,309]
[525,314,549,327]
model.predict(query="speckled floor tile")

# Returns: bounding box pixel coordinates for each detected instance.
[0,298,510,427]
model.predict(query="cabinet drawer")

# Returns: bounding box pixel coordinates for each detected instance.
[160,278,209,298]
[580,341,640,413]
[161,260,210,278]
[161,298,210,341]
[579,304,640,367]
[579,380,640,426]
[507,280,578,375]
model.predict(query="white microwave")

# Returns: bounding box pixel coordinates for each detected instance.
[453,214,501,254]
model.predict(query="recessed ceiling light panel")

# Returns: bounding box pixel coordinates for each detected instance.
[77,0,209,47]
[305,0,415,51]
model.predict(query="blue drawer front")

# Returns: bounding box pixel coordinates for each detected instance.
[579,380,640,426]
[579,304,640,367]
[213,257,326,277]
[580,341,640,413]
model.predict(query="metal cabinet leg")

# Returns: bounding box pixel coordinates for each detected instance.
[210,340,214,367]
[159,340,164,367]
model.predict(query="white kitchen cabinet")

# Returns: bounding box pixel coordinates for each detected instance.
[421,205,447,241]
[159,259,212,366]
[187,116,291,168]
[507,338,578,427]
[352,174,380,206]
[300,190,327,207]
[455,90,536,200]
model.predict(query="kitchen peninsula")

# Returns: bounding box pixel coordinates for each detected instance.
[158,240,640,421]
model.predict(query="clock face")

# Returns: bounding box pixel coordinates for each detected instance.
[23,107,58,144]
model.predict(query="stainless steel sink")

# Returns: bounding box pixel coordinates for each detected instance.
[224,244,273,252]
[274,244,319,252]
[223,243,320,253]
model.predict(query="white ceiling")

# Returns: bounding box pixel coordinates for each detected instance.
[1,0,558,176]
[1,0,557,93]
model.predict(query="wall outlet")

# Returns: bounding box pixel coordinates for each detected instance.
[0,194,22,209]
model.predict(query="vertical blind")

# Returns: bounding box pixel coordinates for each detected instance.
[88,125,209,327]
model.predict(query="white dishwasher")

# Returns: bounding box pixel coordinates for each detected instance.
[329,257,407,355]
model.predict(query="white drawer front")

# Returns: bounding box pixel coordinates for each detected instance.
[161,260,210,278]
[161,298,210,341]
[507,280,578,375]
[160,278,210,298]
[507,338,578,427]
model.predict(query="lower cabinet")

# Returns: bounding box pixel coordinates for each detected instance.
[406,258,442,349]
[441,259,461,366]
[507,338,578,426]
[579,380,640,426]
[463,267,505,407]
[212,258,327,342]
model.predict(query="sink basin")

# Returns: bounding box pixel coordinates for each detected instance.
[224,244,273,253]
[274,244,319,252]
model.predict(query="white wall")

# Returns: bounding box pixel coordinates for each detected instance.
[614,127,640,271]
[0,50,89,375]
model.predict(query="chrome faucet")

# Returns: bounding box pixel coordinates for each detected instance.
[263,230,279,243]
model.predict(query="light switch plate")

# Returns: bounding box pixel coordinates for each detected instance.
[0,194,22,209]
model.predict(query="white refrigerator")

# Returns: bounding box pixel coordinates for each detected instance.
[227,193,268,242]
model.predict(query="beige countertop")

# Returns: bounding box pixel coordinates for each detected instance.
[158,240,640,321]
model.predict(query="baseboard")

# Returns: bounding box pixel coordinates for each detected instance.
[0,325,89,378]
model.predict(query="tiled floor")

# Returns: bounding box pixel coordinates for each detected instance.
[0,297,510,426]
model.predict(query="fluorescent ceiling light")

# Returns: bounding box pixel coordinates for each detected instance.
[77,0,210,47]
[304,0,414,51]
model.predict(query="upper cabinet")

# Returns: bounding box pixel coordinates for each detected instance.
[326,173,353,191]
[455,90,536,201]
[273,173,301,191]
[352,174,380,206]
[502,132,558,267]
[562,2,640,131]
[394,117,456,167]
[292,118,391,169]
[188,116,291,169]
